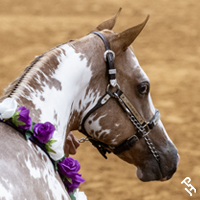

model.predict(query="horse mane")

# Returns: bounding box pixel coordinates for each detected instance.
[0,54,44,102]
[0,41,73,102]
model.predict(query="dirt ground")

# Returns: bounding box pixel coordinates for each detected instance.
[0,0,199,199]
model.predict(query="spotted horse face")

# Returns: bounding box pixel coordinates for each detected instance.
[80,8,179,182]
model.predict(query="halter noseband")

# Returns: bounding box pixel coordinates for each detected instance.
[80,32,161,164]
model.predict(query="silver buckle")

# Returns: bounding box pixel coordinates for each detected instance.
[104,50,115,62]
[101,94,111,104]
[142,123,151,137]
[107,83,120,92]
[127,134,139,142]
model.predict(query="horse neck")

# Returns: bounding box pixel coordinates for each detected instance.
[5,42,100,146]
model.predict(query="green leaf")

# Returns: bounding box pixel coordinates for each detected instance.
[69,190,76,200]
[61,175,72,184]
[46,139,57,146]
[54,160,59,171]
[45,145,56,153]
[11,110,26,127]
[31,122,36,133]
[45,139,57,154]
[66,177,73,184]
[12,110,20,117]
[53,155,65,171]
[24,130,32,140]
[22,122,36,140]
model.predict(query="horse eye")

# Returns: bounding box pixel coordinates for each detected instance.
[138,82,149,95]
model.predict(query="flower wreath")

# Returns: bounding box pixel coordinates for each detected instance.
[0,98,86,200]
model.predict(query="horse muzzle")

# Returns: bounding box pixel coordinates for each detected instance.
[136,153,180,182]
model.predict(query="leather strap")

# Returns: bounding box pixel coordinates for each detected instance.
[93,32,117,86]
[113,131,143,154]
[93,32,110,50]
[148,109,161,129]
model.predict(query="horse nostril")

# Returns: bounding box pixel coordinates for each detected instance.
[177,154,180,166]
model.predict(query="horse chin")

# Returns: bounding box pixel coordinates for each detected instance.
[136,168,144,180]
[136,167,168,182]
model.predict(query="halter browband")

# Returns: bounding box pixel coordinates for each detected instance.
[80,32,161,163]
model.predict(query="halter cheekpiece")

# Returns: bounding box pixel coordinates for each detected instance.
[80,32,161,164]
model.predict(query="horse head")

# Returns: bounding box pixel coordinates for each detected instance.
[77,9,179,182]
[0,10,179,196]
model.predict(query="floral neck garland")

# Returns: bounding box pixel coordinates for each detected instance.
[0,98,86,200]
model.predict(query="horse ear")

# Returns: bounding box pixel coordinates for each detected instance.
[90,8,122,32]
[110,15,149,54]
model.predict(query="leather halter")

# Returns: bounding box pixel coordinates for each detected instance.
[80,32,161,163]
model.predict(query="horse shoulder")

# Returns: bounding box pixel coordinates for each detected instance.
[0,123,70,200]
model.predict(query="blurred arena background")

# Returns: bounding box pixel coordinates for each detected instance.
[0,0,199,199]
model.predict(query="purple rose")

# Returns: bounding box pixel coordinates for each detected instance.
[58,157,80,176]
[58,157,85,193]
[33,122,55,143]
[64,173,85,193]
[16,106,32,130]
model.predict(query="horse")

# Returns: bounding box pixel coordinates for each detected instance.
[0,9,179,200]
